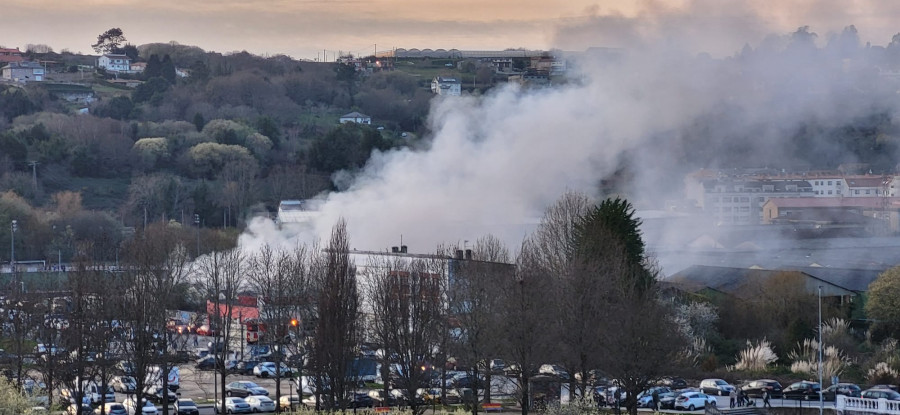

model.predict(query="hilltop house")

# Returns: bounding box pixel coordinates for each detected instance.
[431,76,461,96]
[97,54,131,72]
[1,61,44,83]
[339,111,372,125]
[0,47,24,64]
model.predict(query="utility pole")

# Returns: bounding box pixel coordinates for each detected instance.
[28,161,38,192]
[194,214,201,258]
[10,220,16,272]
[818,285,824,415]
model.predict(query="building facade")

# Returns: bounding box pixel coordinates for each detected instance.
[97,54,131,72]
[431,76,461,96]
[1,61,44,82]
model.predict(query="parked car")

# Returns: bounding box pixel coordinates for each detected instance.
[420,388,462,405]
[658,392,678,410]
[145,385,178,404]
[116,361,136,376]
[67,403,93,415]
[637,386,672,408]
[123,397,158,415]
[368,389,398,406]
[822,383,861,401]
[539,364,570,380]
[215,397,252,414]
[783,381,821,400]
[674,392,716,411]
[740,379,784,398]
[278,395,300,411]
[700,379,735,396]
[195,355,234,371]
[232,360,262,376]
[245,395,277,413]
[226,381,269,398]
[350,392,375,408]
[94,402,128,415]
[861,388,900,400]
[658,377,688,389]
[112,376,137,393]
[174,399,199,415]
[253,362,294,378]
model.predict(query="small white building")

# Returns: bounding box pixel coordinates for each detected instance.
[339,111,372,125]
[1,61,44,83]
[431,76,462,96]
[97,54,131,72]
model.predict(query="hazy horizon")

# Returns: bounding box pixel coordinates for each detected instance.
[7,1,900,59]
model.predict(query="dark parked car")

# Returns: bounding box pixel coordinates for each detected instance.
[862,388,900,400]
[822,383,861,401]
[658,392,678,410]
[740,379,783,398]
[783,381,821,400]
[350,392,375,408]
[225,381,269,398]
[658,377,688,389]
[175,398,200,415]
[231,360,261,376]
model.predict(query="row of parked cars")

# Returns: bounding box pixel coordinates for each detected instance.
[625,378,895,412]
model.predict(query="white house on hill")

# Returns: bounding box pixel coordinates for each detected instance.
[340,112,372,125]
[431,76,461,96]
[98,54,131,72]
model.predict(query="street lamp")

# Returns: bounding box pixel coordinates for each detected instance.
[10,220,16,272]
[193,214,201,258]
[818,285,824,415]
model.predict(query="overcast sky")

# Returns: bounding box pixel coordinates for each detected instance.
[6,0,900,60]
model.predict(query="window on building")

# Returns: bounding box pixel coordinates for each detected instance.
[855,190,860,195]
[866,190,871,194]
[828,190,832,195]
[828,181,833,185]
[740,197,749,202]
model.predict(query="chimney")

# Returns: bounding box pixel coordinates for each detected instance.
[465,249,473,260]
[391,246,399,253]
[400,245,408,253]
[455,250,464,260]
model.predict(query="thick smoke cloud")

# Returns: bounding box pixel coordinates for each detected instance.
[240,14,900,274]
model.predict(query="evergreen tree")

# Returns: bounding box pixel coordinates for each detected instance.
[144,54,162,80]
[161,55,177,84]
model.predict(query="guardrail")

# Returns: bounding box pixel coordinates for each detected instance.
[837,395,900,414]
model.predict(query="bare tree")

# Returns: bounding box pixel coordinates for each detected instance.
[120,224,194,415]
[196,247,244,415]
[500,240,556,415]
[447,236,513,415]
[248,244,310,412]
[367,251,446,415]
[310,219,360,411]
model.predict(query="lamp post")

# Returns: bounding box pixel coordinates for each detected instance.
[10,220,17,273]
[193,214,200,258]
[818,285,824,415]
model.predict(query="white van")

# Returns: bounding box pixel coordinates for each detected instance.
[61,380,115,404]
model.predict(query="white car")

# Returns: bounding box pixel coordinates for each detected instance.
[253,362,294,378]
[111,376,137,393]
[674,392,716,411]
[245,395,277,413]
[123,397,158,415]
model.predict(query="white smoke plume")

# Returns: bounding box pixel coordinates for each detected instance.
[240,8,900,274]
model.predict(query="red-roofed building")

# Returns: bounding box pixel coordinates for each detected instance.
[0,47,24,63]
